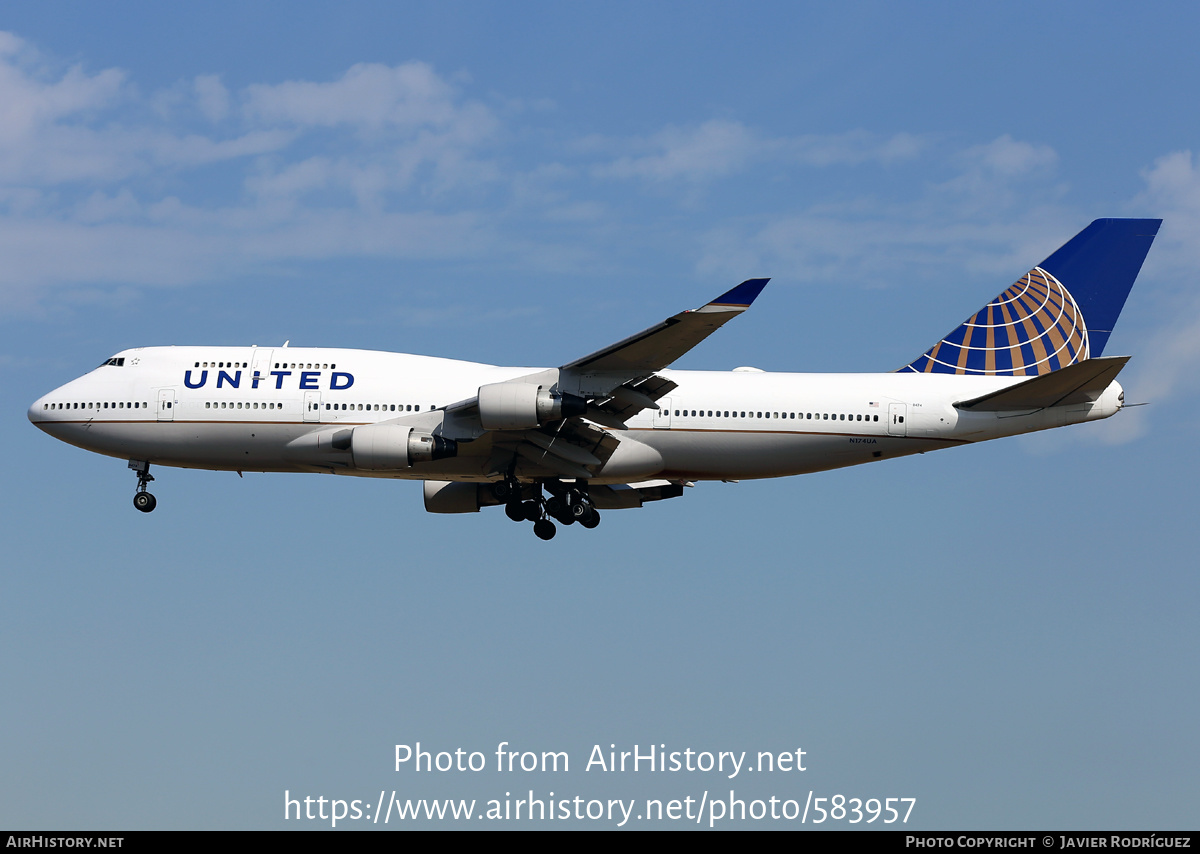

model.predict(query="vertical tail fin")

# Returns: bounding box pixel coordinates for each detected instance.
[900,218,1161,376]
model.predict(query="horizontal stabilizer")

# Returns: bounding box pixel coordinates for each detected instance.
[955,356,1129,411]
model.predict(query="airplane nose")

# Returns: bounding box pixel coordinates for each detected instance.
[29,392,57,432]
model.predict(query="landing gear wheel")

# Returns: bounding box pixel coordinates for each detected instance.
[533,519,557,540]
[545,495,573,525]
[521,501,542,522]
[580,509,600,529]
[128,460,157,513]
[504,501,525,522]
[492,480,515,502]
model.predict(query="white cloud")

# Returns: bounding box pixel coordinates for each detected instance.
[194,74,230,123]
[243,61,496,141]
[934,135,1062,213]
[960,135,1058,177]
[1135,151,1200,270]
[0,33,296,185]
[597,121,925,183]
[600,120,759,182]
[0,37,520,308]
[6,23,1184,385]
[0,40,125,143]
[1087,149,1200,441]
[694,197,1073,290]
[786,130,926,167]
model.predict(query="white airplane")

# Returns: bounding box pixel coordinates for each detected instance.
[30,218,1160,539]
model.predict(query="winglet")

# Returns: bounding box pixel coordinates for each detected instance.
[702,278,769,310]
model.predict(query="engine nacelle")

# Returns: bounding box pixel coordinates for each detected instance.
[341,424,458,470]
[477,382,586,430]
[423,480,484,513]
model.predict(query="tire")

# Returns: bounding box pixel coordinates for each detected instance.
[133,492,157,513]
[492,481,513,501]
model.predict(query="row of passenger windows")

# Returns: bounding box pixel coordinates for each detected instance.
[317,403,429,412]
[44,401,146,410]
[191,361,339,370]
[203,402,430,413]
[205,402,285,410]
[674,409,880,422]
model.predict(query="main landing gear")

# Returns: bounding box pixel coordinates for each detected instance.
[128,459,157,513]
[493,478,600,540]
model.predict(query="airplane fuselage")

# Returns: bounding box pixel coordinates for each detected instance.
[29,344,1124,484]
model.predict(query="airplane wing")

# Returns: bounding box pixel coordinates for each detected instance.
[442,278,769,428]
[432,278,768,481]
[564,278,769,374]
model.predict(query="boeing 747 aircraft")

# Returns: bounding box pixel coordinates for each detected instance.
[30,218,1160,539]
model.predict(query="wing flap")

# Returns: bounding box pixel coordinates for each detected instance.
[589,480,687,509]
[588,375,679,425]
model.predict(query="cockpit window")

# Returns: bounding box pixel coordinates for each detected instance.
[98,357,125,367]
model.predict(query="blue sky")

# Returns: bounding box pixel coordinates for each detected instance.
[3,2,1198,829]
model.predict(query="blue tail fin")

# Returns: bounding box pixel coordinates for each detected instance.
[900,218,1161,376]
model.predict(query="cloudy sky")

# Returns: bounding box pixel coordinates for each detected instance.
[3,1,1198,829]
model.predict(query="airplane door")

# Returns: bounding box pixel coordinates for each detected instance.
[251,348,273,389]
[303,391,321,422]
[157,389,176,422]
[888,403,907,437]
[653,397,672,428]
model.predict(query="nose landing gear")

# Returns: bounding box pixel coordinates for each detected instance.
[128,460,157,513]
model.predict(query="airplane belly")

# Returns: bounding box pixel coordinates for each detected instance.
[38,421,314,472]
[636,429,911,480]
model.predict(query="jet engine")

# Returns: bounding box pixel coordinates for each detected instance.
[423,480,496,513]
[477,382,586,430]
[334,424,458,470]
